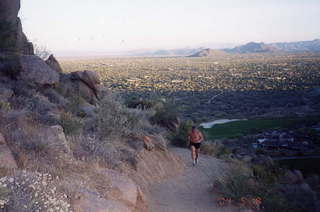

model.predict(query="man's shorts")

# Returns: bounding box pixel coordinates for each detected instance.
[190,142,201,149]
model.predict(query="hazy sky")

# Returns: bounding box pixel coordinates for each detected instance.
[20,0,320,54]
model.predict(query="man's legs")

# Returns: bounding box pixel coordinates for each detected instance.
[195,148,200,164]
[190,145,196,165]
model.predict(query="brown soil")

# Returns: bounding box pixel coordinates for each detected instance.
[148,147,237,212]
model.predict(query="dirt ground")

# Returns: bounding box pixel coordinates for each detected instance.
[148,147,237,212]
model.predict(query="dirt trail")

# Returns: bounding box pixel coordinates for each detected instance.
[148,147,237,212]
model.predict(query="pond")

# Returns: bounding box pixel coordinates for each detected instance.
[199,119,246,129]
[277,157,320,177]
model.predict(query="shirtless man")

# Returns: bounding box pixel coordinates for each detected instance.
[188,126,204,166]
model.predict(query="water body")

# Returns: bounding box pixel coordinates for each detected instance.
[199,119,247,129]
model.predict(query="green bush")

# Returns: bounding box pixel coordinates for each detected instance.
[252,164,283,184]
[171,120,193,147]
[59,112,83,135]
[150,98,180,131]
[215,165,305,212]
[215,167,257,200]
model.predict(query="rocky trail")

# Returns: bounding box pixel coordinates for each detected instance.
[148,147,237,212]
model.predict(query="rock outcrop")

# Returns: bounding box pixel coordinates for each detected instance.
[18,55,60,86]
[58,70,101,105]
[188,48,227,57]
[0,0,34,54]
[71,70,101,98]
[46,54,63,73]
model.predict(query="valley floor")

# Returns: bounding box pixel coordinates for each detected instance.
[148,147,237,212]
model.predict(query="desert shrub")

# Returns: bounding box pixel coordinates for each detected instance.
[96,95,150,139]
[59,112,83,135]
[202,140,231,158]
[34,44,51,60]
[69,94,164,165]
[66,94,87,116]
[150,97,180,130]
[201,142,216,155]
[0,101,11,112]
[262,187,299,212]
[216,146,232,158]
[252,164,284,184]
[170,120,193,147]
[215,164,306,212]
[215,167,257,201]
[125,96,156,110]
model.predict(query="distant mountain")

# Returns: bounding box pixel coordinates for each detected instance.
[223,39,320,54]
[188,48,227,57]
[270,39,320,52]
[127,48,206,57]
[224,42,279,53]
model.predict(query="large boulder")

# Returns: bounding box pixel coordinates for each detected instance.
[58,72,100,105]
[0,133,18,169]
[0,0,33,54]
[78,80,98,104]
[18,55,59,87]
[71,70,101,98]
[45,54,63,73]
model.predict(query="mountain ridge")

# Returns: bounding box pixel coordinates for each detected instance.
[224,39,320,54]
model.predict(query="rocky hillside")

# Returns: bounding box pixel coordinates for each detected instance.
[0,1,184,211]
[270,39,320,52]
[224,42,279,54]
[127,48,205,57]
[223,39,320,54]
[188,48,227,57]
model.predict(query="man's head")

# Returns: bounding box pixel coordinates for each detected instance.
[192,126,196,131]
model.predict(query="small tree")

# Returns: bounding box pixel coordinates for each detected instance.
[33,43,51,60]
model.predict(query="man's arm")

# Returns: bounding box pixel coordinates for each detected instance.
[187,133,191,145]
[199,131,204,142]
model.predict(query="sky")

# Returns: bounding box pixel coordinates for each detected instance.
[20,0,320,55]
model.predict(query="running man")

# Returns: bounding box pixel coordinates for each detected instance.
[188,126,204,166]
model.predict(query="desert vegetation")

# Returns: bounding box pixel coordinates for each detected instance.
[61,53,320,121]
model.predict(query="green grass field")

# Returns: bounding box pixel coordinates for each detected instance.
[200,116,320,140]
